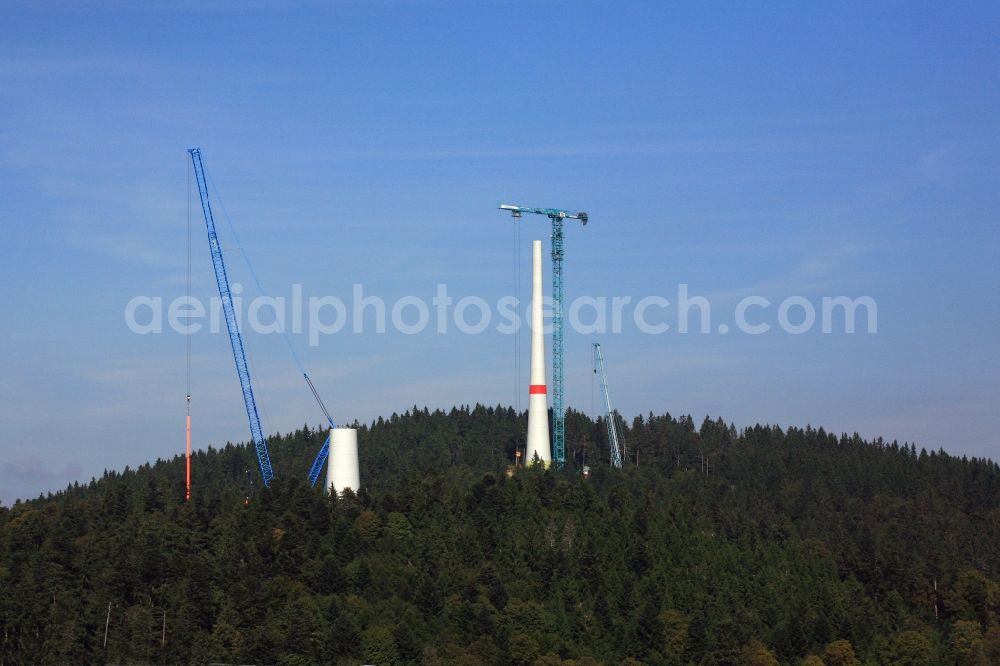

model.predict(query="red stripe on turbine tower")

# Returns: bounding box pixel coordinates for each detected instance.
[529,384,547,394]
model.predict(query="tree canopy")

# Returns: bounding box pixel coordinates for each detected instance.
[2,405,998,664]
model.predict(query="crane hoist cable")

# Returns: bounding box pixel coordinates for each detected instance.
[514,211,522,416]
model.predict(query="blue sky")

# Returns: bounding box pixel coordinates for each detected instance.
[1,1,998,503]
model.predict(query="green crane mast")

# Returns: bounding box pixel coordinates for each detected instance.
[500,203,588,466]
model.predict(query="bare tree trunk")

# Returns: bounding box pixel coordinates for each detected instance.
[103,602,112,649]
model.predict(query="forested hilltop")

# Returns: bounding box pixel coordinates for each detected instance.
[2,406,999,665]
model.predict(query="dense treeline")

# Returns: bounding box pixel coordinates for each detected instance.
[1,405,999,665]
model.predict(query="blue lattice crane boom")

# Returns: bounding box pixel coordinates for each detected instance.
[306,373,336,487]
[593,343,625,468]
[499,204,588,467]
[188,148,275,487]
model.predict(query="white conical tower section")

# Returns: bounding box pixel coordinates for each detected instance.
[526,239,551,466]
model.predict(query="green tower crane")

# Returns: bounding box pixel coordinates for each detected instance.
[499,203,588,467]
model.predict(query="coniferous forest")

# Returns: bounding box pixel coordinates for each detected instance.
[2,405,999,665]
